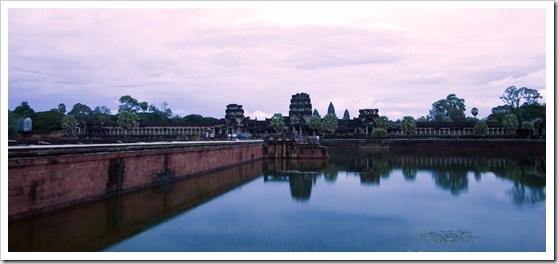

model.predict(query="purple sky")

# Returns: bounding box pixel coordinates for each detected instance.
[6,3,549,120]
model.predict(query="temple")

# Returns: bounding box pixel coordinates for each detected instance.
[80,92,544,140]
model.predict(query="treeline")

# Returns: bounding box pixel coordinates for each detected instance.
[8,95,219,138]
[390,86,545,137]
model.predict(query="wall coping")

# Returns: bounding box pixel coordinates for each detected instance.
[8,140,264,159]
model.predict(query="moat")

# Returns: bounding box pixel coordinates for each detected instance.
[9,147,546,252]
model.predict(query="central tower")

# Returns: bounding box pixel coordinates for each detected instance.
[288,92,312,135]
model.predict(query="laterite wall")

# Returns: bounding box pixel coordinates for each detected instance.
[8,141,264,219]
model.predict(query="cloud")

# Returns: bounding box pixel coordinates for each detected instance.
[6,6,548,121]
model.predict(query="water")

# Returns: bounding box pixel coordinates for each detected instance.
[9,147,546,252]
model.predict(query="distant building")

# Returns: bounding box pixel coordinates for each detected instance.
[225,104,245,135]
[288,92,312,135]
[79,91,522,140]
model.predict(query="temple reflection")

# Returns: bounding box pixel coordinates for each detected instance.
[265,149,545,203]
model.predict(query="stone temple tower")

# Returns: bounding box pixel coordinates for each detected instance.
[225,104,245,134]
[288,92,313,134]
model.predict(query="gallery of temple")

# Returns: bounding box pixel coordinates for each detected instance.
[84,93,543,140]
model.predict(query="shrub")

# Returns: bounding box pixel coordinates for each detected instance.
[372,128,388,138]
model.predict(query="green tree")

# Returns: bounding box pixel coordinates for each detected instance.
[471,107,478,117]
[8,110,23,138]
[92,105,112,126]
[270,113,285,135]
[13,101,35,118]
[401,116,416,136]
[327,102,336,116]
[502,113,519,134]
[118,95,148,113]
[473,120,488,136]
[308,115,323,135]
[61,114,77,136]
[521,120,534,130]
[68,103,92,118]
[32,110,64,134]
[342,109,350,120]
[58,103,66,114]
[500,86,542,109]
[68,103,93,131]
[428,94,467,122]
[144,102,173,123]
[323,114,338,136]
[182,114,205,123]
[117,110,139,137]
[372,128,388,138]
[377,116,390,129]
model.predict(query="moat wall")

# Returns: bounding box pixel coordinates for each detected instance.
[8,141,264,219]
[9,159,264,252]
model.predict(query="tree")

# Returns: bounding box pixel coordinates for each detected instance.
[182,114,205,123]
[377,116,390,130]
[32,110,64,134]
[92,105,112,126]
[502,113,519,134]
[500,86,542,109]
[118,95,148,113]
[61,114,77,136]
[401,116,416,136]
[144,102,173,123]
[57,103,66,114]
[68,103,92,118]
[8,110,23,138]
[327,102,336,116]
[13,101,35,118]
[322,114,338,136]
[117,110,139,137]
[428,94,467,122]
[372,128,388,138]
[270,113,285,135]
[471,107,478,117]
[308,115,323,135]
[473,120,488,136]
[342,109,350,120]
[68,103,93,132]
[521,120,534,130]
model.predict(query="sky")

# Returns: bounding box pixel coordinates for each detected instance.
[5,2,550,121]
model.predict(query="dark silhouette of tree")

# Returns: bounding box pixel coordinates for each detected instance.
[428,94,467,122]
[13,101,35,118]
[500,86,542,109]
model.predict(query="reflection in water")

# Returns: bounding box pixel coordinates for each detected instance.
[9,160,264,252]
[9,147,546,252]
[263,159,324,202]
[265,148,545,203]
[431,169,469,196]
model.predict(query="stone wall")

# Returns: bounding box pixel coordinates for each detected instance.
[9,159,264,251]
[8,141,264,219]
[264,140,328,159]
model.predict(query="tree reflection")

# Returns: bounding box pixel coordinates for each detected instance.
[266,148,545,204]
[323,160,339,183]
[402,164,418,181]
[289,174,316,202]
[431,169,468,196]
[492,157,546,205]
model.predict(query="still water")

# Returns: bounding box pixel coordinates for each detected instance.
[9,148,546,252]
